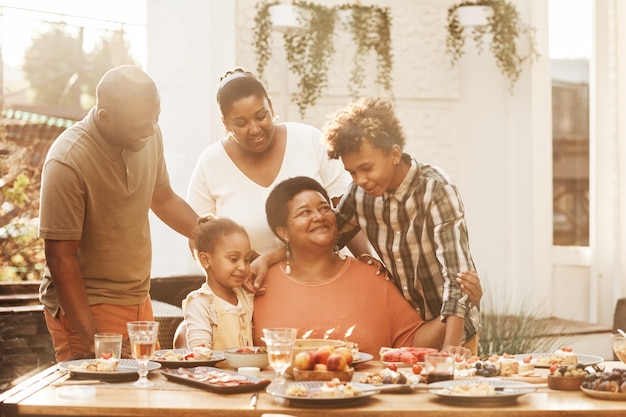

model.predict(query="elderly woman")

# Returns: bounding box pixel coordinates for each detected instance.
[252,176,479,356]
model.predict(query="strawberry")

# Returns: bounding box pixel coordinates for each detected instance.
[412,363,423,375]
[387,363,398,371]
[523,356,532,364]
[549,363,559,374]
[183,352,195,360]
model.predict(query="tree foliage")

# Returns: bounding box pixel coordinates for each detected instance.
[2,23,139,281]
[0,135,45,281]
[22,23,138,108]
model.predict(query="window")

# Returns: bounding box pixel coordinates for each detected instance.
[549,0,591,246]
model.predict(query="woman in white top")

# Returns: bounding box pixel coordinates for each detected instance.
[187,68,359,279]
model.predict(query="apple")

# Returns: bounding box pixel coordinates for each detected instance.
[293,351,315,370]
[313,363,328,371]
[335,347,353,366]
[326,352,348,371]
[313,345,335,365]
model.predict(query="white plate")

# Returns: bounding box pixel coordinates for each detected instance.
[581,387,626,401]
[381,360,424,369]
[428,378,537,406]
[266,381,378,408]
[352,352,374,366]
[151,349,225,368]
[512,353,604,368]
[59,359,161,381]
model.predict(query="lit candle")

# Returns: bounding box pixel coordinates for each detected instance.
[323,328,335,340]
[343,325,355,341]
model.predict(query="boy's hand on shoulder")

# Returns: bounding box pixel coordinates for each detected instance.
[357,254,390,279]
[456,269,482,307]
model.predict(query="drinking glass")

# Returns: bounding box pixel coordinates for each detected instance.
[424,353,455,384]
[127,321,159,387]
[262,328,297,384]
[94,333,122,359]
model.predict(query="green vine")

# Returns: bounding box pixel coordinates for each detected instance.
[252,1,394,117]
[253,0,280,85]
[446,0,539,92]
[283,2,336,118]
[340,4,393,98]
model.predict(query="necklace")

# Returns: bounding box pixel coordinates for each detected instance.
[281,255,348,287]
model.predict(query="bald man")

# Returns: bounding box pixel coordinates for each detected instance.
[39,65,198,362]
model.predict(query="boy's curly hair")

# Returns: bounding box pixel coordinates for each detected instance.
[323,97,405,159]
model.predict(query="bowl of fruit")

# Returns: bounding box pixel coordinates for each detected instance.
[292,339,345,357]
[292,344,355,381]
[547,363,589,391]
[224,346,269,369]
[610,333,626,364]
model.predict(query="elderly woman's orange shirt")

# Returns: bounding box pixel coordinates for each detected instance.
[252,257,424,355]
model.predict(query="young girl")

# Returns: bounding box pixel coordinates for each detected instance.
[182,214,255,350]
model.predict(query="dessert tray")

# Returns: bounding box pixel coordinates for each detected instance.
[161,366,271,394]
[512,353,604,368]
[352,352,374,366]
[151,349,225,368]
[59,359,161,381]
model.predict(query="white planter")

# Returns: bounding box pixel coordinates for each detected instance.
[337,8,353,28]
[456,5,493,27]
[269,5,307,35]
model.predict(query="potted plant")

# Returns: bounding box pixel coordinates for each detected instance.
[253,0,281,83]
[445,0,539,92]
[339,4,393,99]
[253,0,393,117]
[254,0,337,118]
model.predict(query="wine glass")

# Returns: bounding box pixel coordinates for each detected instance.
[127,321,159,387]
[262,327,297,385]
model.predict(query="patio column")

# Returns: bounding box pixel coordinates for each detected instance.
[146,0,236,277]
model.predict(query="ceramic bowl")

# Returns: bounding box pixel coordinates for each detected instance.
[224,346,269,369]
[610,333,626,364]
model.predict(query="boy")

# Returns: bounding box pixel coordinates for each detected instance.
[323,97,480,353]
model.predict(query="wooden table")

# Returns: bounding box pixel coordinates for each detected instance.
[2,360,626,417]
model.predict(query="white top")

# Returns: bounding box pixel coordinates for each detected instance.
[186,122,351,254]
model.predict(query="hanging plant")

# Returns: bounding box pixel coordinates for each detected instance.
[282,2,337,118]
[253,0,281,84]
[253,0,336,118]
[339,4,393,98]
[446,0,539,92]
[253,0,394,117]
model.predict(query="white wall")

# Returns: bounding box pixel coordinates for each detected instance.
[145,0,625,330]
